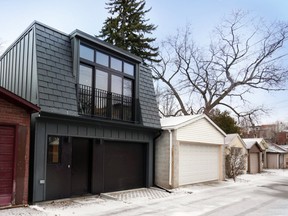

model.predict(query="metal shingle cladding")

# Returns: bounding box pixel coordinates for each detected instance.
[34,22,160,128]
[139,65,161,128]
[35,23,78,115]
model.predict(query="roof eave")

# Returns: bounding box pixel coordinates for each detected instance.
[161,114,227,137]
[0,87,40,113]
[70,29,142,63]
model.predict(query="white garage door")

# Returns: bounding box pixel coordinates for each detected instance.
[179,143,220,185]
[267,154,279,169]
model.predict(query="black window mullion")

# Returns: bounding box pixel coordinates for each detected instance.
[91,67,96,116]
[79,43,137,122]
[121,77,124,120]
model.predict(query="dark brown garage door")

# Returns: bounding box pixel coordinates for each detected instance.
[104,141,146,192]
[0,126,15,206]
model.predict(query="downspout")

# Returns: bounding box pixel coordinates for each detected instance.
[153,130,162,187]
[168,129,173,186]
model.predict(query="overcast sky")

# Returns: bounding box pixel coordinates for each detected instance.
[1,0,288,124]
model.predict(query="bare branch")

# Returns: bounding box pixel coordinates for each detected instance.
[153,11,288,123]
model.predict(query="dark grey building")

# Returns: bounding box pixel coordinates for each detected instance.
[0,21,160,202]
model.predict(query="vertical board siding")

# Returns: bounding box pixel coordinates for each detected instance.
[38,119,153,141]
[177,118,224,144]
[32,117,154,202]
[0,28,37,104]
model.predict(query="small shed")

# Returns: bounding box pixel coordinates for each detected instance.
[0,87,39,207]
[225,134,248,174]
[242,139,263,174]
[266,143,287,169]
[155,114,226,189]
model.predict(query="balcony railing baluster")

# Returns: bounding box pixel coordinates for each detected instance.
[78,84,135,122]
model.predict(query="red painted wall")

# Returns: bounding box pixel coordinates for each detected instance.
[0,98,31,206]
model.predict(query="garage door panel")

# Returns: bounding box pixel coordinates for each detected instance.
[0,126,15,206]
[179,143,219,185]
[250,153,259,174]
[267,154,278,169]
[104,141,146,192]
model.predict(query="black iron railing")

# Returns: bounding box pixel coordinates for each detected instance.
[78,84,138,122]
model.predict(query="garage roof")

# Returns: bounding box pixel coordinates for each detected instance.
[242,138,267,150]
[267,143,287,153]
[0,87,40,113]
[160,114,226,136]
[225,133,246,147]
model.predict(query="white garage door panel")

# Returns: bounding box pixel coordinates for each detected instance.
[250,153,259,174]
[267,154,278,169]
[179,143,219,185]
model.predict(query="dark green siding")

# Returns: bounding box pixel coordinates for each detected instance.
[0,28,37,104]
[31,116,155,202]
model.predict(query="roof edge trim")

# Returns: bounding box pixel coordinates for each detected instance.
[162,114,226,136]
[0,87,40,113]
[70,29,142,63]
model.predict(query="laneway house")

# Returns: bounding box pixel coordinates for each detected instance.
[0,87,39,207]
[0,21,161,203]
[155,114,226,189]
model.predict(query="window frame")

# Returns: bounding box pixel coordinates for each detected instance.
[47,136,62,164]
[79,43,136,98]
[78,42,138,122]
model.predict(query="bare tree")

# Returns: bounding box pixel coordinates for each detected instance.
[152,11,288,124]
[225,147,247,182]
[155,83,182,117]
[0,40,3,55]
[0,39,5,55]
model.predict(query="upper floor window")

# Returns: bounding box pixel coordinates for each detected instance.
[96,51,109,67]
[80,45,94,62]
[78,44,137,122]
[80,44,135,76]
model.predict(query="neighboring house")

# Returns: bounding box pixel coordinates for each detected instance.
[0,21,161,203]
[225,133,248,174]
[266,143,287,169]
[242,139,264,174]
[276,131,288,145]
[241,124,278,143]
[0,87,39,207]
[155,114,226,189]
[281,145,288,168]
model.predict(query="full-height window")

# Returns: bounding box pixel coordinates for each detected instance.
[78,44,135,121]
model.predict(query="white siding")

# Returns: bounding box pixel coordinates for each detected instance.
[177,118,224,144]
[155,131,170,188]
[178,143,220,185]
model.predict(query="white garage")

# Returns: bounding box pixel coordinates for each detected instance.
[155,114,225,189]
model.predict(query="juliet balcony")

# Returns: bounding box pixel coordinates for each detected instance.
[78,84,139,123]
